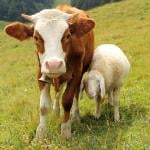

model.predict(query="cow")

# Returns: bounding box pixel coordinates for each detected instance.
[5,5,95,139]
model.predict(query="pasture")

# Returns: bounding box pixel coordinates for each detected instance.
[0,0,150,149]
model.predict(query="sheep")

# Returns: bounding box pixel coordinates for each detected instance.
[80,44,130,121]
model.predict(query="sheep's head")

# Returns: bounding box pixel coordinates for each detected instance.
[80,71,105,99]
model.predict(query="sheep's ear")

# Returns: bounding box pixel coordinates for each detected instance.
[79,78,86,99]
[99,77,105,99]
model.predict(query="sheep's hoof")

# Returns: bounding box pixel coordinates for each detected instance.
[35,124,47,139]
[61,121,71,139]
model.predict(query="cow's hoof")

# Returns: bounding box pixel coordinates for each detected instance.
[61,121,71,139]
[35,124,47,139]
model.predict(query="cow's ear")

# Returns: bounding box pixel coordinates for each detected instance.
[69,18,95,37]
[5,22,34,41]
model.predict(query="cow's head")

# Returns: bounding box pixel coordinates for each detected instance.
[5,9,95,78]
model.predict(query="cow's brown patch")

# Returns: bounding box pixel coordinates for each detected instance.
[61,29,72,54]
[58,6,95,124]
[34,31,45,54]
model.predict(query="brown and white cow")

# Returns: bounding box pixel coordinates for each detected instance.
[5,5,95,139]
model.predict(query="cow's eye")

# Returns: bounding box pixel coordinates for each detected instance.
[66,34,71,39]
[34,36,39,42]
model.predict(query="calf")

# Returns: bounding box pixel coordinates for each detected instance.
[5,5,95,139]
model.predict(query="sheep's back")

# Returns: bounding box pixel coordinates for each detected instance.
[91,44,130,90]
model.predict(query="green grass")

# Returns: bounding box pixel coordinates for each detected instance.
[0,0,150,149]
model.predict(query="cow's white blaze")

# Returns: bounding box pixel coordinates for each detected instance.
[36,19,68,76]
[33,9,73,77]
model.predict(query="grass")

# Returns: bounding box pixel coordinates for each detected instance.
[0,0,150,149]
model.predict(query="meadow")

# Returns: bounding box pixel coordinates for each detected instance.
[0,0,150,149]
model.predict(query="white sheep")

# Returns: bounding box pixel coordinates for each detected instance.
[80,44,130,121]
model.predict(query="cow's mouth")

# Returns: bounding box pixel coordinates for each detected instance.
[39,72,64,83]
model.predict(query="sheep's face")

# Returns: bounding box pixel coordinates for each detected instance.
[85,76,99,99]
[81,71,105,100]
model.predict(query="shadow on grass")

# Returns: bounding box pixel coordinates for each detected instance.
[26,103,148,150]
[72,103,148,136]
[66,103,148,149]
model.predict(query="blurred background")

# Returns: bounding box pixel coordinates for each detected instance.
[0,0,121,21]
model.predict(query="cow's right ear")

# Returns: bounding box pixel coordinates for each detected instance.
[69,17,95,37]
[5,22,34,41]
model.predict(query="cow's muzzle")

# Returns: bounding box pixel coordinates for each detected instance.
[42,59,66,77]
[45,60,63,70]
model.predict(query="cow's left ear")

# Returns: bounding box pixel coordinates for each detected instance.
[5,22,34,41]
[69,18,95,37]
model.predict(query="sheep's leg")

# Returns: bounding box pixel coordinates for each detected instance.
[95,98,101,119]
[113,88,120,122]
[108,91,113,106]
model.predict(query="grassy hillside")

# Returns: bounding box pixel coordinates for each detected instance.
[0,0,150,149]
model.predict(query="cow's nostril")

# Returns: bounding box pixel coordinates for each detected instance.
[45,60,63,70]
[58,61,63,67]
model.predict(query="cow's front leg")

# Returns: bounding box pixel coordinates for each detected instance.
[61,58,83,139]
[36,83,51,139]
[61,74,81,139]
[61,85,74,139]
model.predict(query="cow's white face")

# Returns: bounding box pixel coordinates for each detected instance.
[32,9,73,77]
[35,19,68,77]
